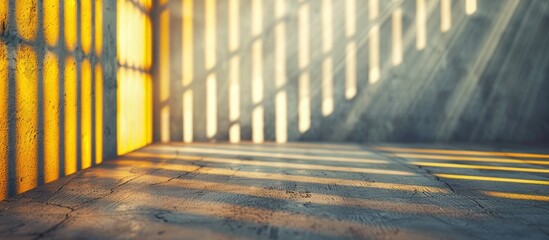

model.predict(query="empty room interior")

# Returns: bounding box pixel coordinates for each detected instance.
[1,0,549,239]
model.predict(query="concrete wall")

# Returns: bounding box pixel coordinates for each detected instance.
[0,0,122,200]
[154,0,549,144]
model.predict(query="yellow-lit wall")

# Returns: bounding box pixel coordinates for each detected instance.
[0,0,146,200]
[155,0,549,143]
[116,0,153,155]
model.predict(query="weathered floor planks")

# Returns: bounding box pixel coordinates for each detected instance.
[0,143,548,239]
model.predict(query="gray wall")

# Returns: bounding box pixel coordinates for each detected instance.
[154,0,549,143]
[0,0,118,199]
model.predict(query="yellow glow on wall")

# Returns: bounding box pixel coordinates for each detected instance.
[145,15,152,69]
[182,0,194,143]
[0,0,6,27]
[466,0,477,15]
[205,0,216,68]
[392,6,403,66]
[159,10,170,143]
[275,0,287,143]
[15,46,38,193]
[43,0,59,46]
[81,60,92,169]
[64,0,77,50]
[251,0,264,143]
[345,0,356,100]
[81,0,92,54]
[416,0,427,49]
[15,0,37,40]
[43,51,60,183]
[205,0,217,139]
[139,0,152,10]
[116,0,124,64]
[161,107,170,143]
[369,0,380,84]
[64,57,77,175]
[228,0,240,143]
[95,0,103,55]
[482,191,549,202]
[117,0,151,69]
[117,69,152,155]
[0,44,7,199]
[346,0,356,38]
[228,0,239,52]
[95,64,103,164]
[116,0,152,154]
[298,1,310,133]
[183,86,193,143]
[436,173,549,186]
[146,74,153,144]
[206,74,217,139]
[229,57,241,143]
[322,0,333,116]
[440,0,452,32]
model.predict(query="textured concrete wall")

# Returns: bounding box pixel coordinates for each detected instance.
[0,0,118,199]
[155,0,549,144]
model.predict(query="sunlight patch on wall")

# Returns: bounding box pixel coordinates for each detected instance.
[205,0,217,139]
[81,60,92,169]
[43,51,60,183]
[65,0,77,50]
[0,43,7,199]
[416,0,427,50]
[15,0,37,40]
[182,0,194,143]
[95,0,103,55]
[466,0,477,15]
[146,74,153,144]
[15,46,38,193]
[298,0,310,133]
[440,0,452,32]
[159,9,170,143]
[95,64,103,164]
[117,0,153,154]
[43,0,59,46]
[117,69,153,155]
[368,0,380,84]
[206,73,217,139]
[392,4,403,66]
[321,0,334,116]
[81,0,92,54]
[275,0,287,143]
[228,0,240,143]
[64,57,77,175]
[251,0,264,143]
[345,0,357,100]
[0,0,6,27]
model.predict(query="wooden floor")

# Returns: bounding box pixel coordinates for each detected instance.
[1,143,549,239]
